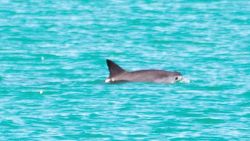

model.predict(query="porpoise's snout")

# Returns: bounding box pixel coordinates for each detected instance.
[179,76,190,83]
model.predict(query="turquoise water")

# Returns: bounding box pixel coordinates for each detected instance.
[0,0,250,140]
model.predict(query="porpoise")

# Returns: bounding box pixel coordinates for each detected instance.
[105,59,189,84]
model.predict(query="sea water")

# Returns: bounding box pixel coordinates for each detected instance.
[0,0,250,140]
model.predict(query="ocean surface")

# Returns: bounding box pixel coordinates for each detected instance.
[0,0,250,140]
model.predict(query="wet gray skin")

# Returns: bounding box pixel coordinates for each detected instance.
[105,59,188,84]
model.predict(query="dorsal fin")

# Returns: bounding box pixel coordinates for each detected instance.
[106,59,125,77]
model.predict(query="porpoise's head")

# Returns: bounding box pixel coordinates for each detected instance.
[170,71,190,83]
[171,71,183,82]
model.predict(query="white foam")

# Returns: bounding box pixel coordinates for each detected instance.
[39,90,44,94]
[41,56,45,61]
[105,78,111,83]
